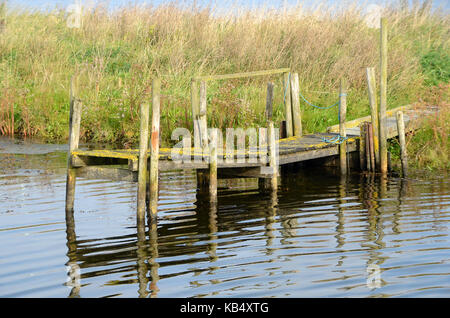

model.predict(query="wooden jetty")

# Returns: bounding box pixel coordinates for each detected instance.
[65,68,437,220]
[65,19,438,222]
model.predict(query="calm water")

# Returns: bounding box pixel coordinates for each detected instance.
[0,137,449,298]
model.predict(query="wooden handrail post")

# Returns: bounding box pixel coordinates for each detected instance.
[290,73,302,137]
[284,72,293,137]
[396,111,408,178]
[209,128,218,203]
[149,78,160,219]
[339,78,347,175]
[137,102,150,220]
[379,17,388,175]
[366,67,380,169]
[66,75,82,212]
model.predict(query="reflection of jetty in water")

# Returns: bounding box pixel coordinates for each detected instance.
[63,166,447,297]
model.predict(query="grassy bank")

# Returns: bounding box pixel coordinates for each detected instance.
[0,1,448,169]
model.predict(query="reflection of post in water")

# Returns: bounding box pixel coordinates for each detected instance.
[65,207,80,297]
[136,218,149,298]
[360,174,386,289]
[65,168,77,212]
[65,76,82,212]
[207,202,218,264]
[335,176,347,253]
[264,187,278,255]
[148,218,160,298]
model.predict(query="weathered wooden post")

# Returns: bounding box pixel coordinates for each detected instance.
[365,123,372,172]
[209,128,218,203]
[268,121,278,191]
[339,78,347,175]
[284,72,293,137]
[191,80,200,148]
[367,122,376,172]
[359,123,366,171]
[366,67,380,169]
[396,111,408,177]
[266,82,274,121]
[148,78,160,219]
[199,81,208,150]
[66,76,82,212]
[137,102,150,219]
[379,17,388,175]
[290,73,302,137]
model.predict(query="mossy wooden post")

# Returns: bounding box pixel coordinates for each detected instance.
[367,122,375,172]
[284,72,293,137]
[339,78,347,175]
[199,81,208,150]
[137,102,150,220]
[379,17,388,175]
[209,128,218,203]
[66,76,82,212]
[268,121,278,191]
[366,67,380,169]
[191,80,200,148]
[290,73,302,137]
[359,123,366,171]
[365,123,372,172]
[396,111,408,178]
[149,78,160,219]
[265,82,274,120]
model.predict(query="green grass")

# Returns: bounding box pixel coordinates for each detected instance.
[0,0,448,161]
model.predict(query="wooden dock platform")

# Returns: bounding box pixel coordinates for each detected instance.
[65,68,437,221]
[69,103,433,177]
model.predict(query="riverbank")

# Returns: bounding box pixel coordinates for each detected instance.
[0,1,448,171]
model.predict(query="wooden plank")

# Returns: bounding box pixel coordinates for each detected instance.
[77,166,137,182]
[194,68,290,81]
[327,104,413,133]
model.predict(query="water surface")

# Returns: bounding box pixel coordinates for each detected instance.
[0,137,449,298]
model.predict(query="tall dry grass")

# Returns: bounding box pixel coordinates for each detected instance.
[0,0,448,150]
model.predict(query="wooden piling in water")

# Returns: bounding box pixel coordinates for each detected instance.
[290,73,302,137]
[365,123,372,172]
[137,102,150,219]
[379,17,388,175]
[339,78,347,175]
[396,111,408,178]
[66,76,82,212]
[209,129,218,203]
[284,72,293,137]
[149,78,160,219]
[367,122,376,172]
[268,121,278,191]
[359,123,366,171]
[366,67,380,169]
